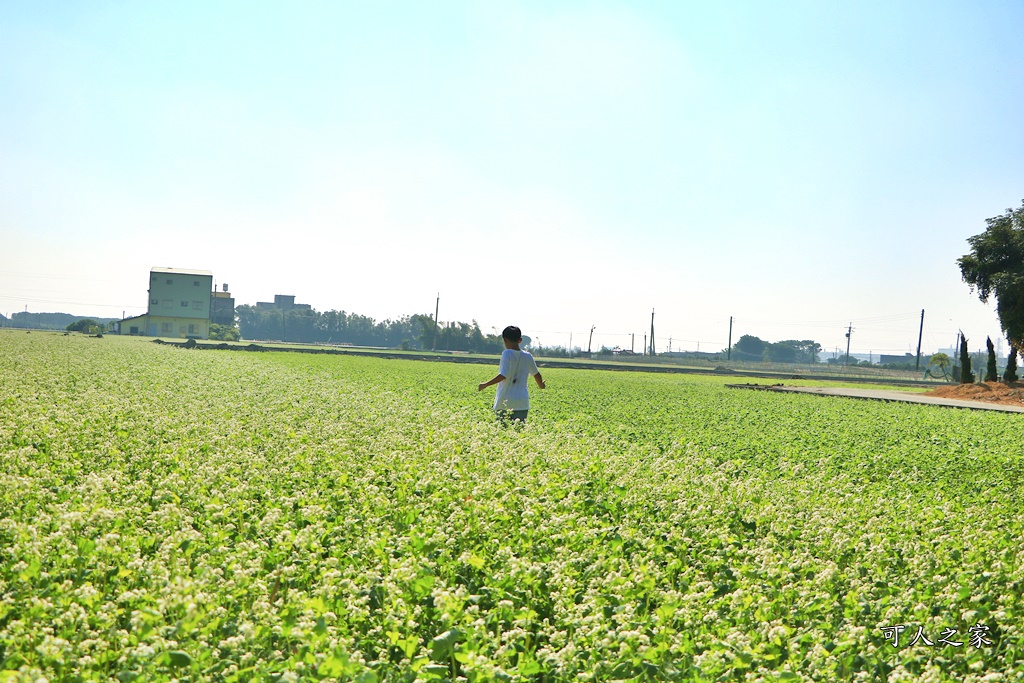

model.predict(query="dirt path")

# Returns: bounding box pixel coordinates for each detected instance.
[727,383,1024,413]
[924,381,1024,407]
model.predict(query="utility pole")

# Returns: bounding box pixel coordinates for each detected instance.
[915,309,925,370]
[432,293,439,351]
[587,325,595,354]
[649,309,655,356]
[644,334,647,356]
[631,333,635,353]
[727,316,733,360]
[669,337,672,353]
[844,323,852,366]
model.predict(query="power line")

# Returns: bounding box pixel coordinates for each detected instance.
[0,295,144,310]
[742,312,922,328]
[0,271,130,287]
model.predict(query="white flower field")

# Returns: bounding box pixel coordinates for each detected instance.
[1,332,1021,682]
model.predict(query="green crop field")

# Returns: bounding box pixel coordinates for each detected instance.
[1,331,1021,683]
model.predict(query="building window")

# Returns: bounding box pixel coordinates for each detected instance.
[150,299,158,305]
[162,299,173,308]
[162,322,173,334]
[166,279,173,285]
[191,301,203,310]
[181,300,188,307]
[188,324,196,334]
[193,280,200,286]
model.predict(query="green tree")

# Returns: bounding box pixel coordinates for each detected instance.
[731,335,767,361]
[929,352,952,380]
[209,323,241,341]
[958,200,1024,349]
[730,336,820,363]
[412,314,437,350]
[959,334,974,384]
[767,339,821,363]
[1004,346,1019,383]
[66,318,100,333]
[985,337,998,382]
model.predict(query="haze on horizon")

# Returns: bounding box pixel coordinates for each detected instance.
[2,1,1023,356]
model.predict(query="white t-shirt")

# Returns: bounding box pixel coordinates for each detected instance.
[493,348,540,412]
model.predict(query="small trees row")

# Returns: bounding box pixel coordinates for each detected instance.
[953,333,1018,384]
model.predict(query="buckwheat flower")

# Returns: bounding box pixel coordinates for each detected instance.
[133,643,156,658]
[35,636,71,664]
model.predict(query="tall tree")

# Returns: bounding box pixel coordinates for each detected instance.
[959,334,974,384]
[958,200,1024,350]
[985,336,998,382]
[1004,345,1019,383]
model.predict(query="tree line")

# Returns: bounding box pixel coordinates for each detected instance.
[3,312,117,330]
[727,335,822,363]
[234,305,505,353]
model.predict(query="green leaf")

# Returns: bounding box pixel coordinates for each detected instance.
[167,651,192,668]
[610,662,635,678]
[429,628,464,661]
[423,664,450,677]
[18,558,40,581]
[518,657,542,676]
[398,638,419,659]
[318,655,348,677]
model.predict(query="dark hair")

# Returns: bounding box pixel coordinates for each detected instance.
[502,325,522,342]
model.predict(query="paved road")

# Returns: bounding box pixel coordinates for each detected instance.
[726,384,1024,414]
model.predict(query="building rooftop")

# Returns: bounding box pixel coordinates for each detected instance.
[151,267,213,276]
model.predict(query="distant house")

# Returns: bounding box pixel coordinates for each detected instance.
[211,283,235,326]
[119,313,148,336]
[256,294,311,311]
[879,353,921,367]
[117,267,213,339]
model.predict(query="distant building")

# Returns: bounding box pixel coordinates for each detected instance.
[211,283,235,326]
[879,353,920,366]
[119,313,148,336]
[118,267,213,338]
[256,294,311,311]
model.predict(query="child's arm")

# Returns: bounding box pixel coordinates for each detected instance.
[478,374,505,391]
[534,372,545,389]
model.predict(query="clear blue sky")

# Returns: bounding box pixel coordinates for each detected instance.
[3,1,1022,356]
